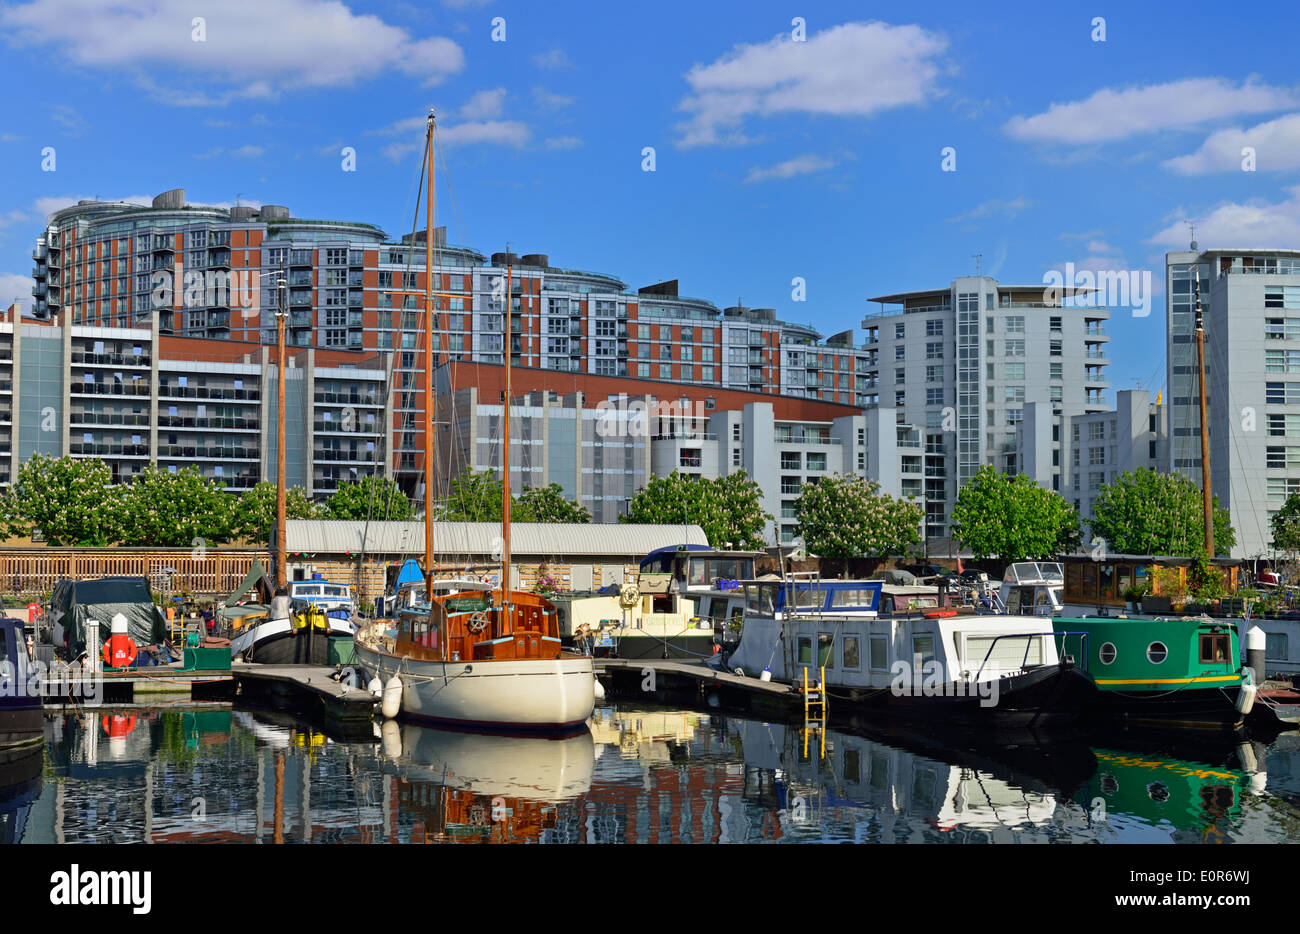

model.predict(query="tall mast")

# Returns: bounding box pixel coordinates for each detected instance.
[501,258,512,598]
[1194,266,1214,556]
[424,110,436,586]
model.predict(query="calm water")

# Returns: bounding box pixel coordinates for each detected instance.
[5,703,1300,844]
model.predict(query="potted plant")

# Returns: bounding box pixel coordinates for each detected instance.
[1121,584,1147,613]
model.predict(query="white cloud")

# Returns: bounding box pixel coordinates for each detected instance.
[743,153,834,183]
[197,144,265,159]
[533,86,574,111]
[460,88,506,120]
[0,0,465,101]
[1148,186,1300,249]
[1005,78,1299,144]
[33,194,152,217]
[945,197,1032,223]
[532,48,573,70]
[544,136,583,151]
[1165,112,1300,174]
[381,119,530,161]
[676,21,948,148]
[0,273,32,309]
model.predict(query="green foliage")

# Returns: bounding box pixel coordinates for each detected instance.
[1188,554,1227,600]
[2,454,125,545]
[323,475,412,521]
[229,481,320,543]
[442,467,504,522]
[1272,492,1300,553]
[621,470,772,549]
[795,473,921,559]
[950,465,1081,561]
[1089,468,1235,557]
[514,483,591,523]
[119,466,233,547]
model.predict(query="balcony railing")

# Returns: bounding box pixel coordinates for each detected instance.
[157,445,258,460]
[313,449,380,462]
[71,351,152,368]
[71,383,151,397]
[159,415,260,431]
[157,385,260,401]
[70,412,151,427]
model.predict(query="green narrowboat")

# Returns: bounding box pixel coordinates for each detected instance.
[1054,615,1253,730]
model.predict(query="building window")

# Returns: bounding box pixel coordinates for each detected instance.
[926,341,943,360]
[925,319,943,337]
[895,322,905,340]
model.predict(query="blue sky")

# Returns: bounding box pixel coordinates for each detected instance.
[3,0,1299,399]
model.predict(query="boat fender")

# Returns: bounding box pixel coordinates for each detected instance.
[368,677,382,698]
[380,718,402,759]
[760,669,773,682]
[593,679,606,701]
[733,668,745,677]
[1236,683,1257,716]
[381,674,403,719]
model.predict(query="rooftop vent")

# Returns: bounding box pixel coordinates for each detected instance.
[260,205,290,221]
[521,253,549,268]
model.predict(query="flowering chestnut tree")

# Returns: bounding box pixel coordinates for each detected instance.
[118,465,233,547]
[1,454,125,545]
[795,474,921,558]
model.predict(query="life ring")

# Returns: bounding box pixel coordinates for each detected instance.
[923,610,958,619]
[103,633,138,668]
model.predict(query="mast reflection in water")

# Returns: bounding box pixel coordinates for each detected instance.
[7,704,1300,844]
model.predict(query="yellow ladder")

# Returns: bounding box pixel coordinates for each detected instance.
[801,665,828,760]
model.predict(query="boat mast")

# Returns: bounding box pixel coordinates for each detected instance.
[424,110,436,589]
[1194,266,1213,555]
[501,258,513,600]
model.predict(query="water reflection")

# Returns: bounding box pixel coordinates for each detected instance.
[5,704,1300,844]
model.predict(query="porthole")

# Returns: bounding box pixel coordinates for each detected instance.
[1147,641,1168,664]
[1099,642,1117,665]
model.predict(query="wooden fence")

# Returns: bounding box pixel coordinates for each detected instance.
[0,548,269,599]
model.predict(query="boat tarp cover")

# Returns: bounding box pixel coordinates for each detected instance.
[394,559,424,588]
[225,559,272,606]
[50,576,167,656]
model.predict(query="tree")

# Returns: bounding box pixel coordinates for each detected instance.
[950,465,1082,561]
[229,481,320,544]
[514,484,591,523]
[322,475,413,521]
[1272,491,1300,554]
[795,474,922,558]
[621,471,772,548]
[712,471,771,549]
[1089,468,1235,557]
[119,466,233,547]
[441,467,504,521]
[2,454,125,545]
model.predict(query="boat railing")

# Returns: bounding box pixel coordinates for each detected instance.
[971,630,1091,681]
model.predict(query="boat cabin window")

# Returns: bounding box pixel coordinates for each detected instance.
[911,634,936,667]
[1266,633,1288,660]
[651,594,674,613]
[829,588,878,609]
[688,557,753,587]
[818,633,834,669]
[321,584,349,598]
[843,635,860,669]
[404,613,438,650]
[797,636,813,665]
[869,636,888,670]
[1199,633,1231,664]
[744,583,778,615]
[792,586,821,608]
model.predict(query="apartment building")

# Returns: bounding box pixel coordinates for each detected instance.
[861,276,1110,543]
[1165,247,1300,557]
[3,310,387,496]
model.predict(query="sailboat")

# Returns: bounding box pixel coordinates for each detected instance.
[353,111,596,732]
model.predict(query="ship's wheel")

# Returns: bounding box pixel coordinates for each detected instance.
[466,610,491,634]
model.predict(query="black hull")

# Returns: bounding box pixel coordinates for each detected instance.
[247,631,331,665]
[1088,686,1244,731]
[0,706,43,749]
[851,664,1096,728]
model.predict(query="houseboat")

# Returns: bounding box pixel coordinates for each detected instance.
[0,618,41,753]
[725,579,1094,727]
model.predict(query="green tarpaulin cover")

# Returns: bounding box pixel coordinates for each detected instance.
[50,576,168,657]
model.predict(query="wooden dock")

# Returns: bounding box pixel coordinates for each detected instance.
[39,665,234,706]
[595,657,799,719]
[232,663,379,726]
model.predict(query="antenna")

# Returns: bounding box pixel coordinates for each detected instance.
[972,253,983,278]
[1186,220,1198,252]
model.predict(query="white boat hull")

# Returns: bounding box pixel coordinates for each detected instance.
[355,638,595,730]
